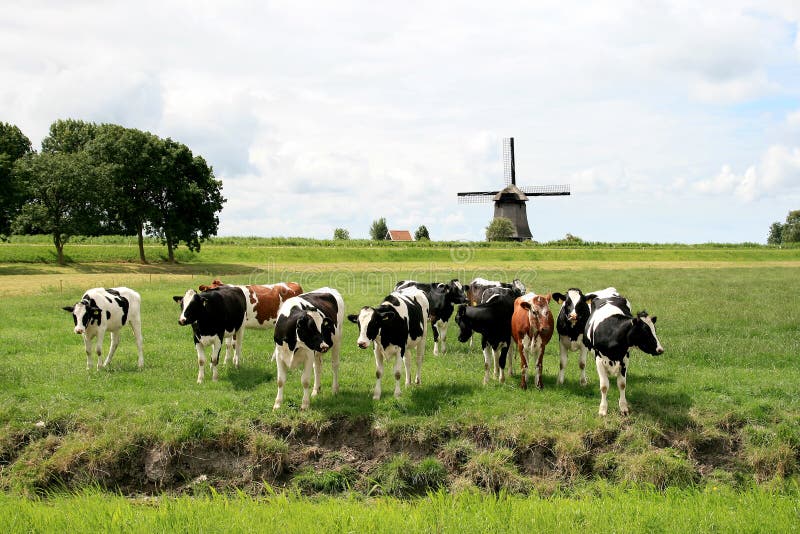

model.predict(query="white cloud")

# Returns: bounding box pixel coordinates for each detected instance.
[787,110,800,129]
[693,146,800,201]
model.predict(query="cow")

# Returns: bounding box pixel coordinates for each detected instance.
[454,292,515,385]
[198,279,303,366]
[511,293,554,390]
[272,287,344,410]
[583,289,664,416]
[62,287,144,370]
[466,277,526,306]
[551,288,593,386]
[173,285,247,383]
[394,279,465,355]
[348,287,429,400]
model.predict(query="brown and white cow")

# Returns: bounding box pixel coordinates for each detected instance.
[511,293,554,390]
[198,279,303,366]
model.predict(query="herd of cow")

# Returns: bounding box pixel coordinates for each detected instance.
[61,277,664,416]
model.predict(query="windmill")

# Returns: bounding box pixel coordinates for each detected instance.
[457,137,570,241]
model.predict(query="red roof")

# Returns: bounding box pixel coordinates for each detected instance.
[387,230,413,241]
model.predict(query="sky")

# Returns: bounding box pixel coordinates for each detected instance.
[2,1,799,243]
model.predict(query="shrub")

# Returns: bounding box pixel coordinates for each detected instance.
[333,228,350,240]
[369,217,388,240]
[414,225,430,241]
[485,218,514,242]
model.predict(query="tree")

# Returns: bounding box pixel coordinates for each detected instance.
[0,122,33,235]
[333,228,350,240]
[767,210,800,244]
[147,138,225,262]
[41,119,98,154]
[12,152,107,264]
[369,217,388,240]
[767,222,783,245]
[414,225,430,241]
[86,125,162,263]
[486,217,514,242]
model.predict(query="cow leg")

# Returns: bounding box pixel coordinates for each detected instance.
[494,346,504,383]
[330,340,340,395]
[83,334,93,370]
[222,336,232,365]
[414,340,423,385]
[403,348,412,387]
[535,340,545,390]
[432,322,440,356]
[233,328,244,369]
[312,353,322,397]
[557,338,568,385]
[499,343,510,384]
[439,320,448,355]
[618,358,629,416]
[595,353,610,416]
[482,343,491,385]
[273,350,287,409]
[579,343,588,386]
[103,330,121,368]
[517,339,528,390]
[394,351,404,398]
[95,333,104,370]
[300,355,313,410]
[130,318,144,369]
[196,342,207,384]
[373,346,384,400]
[210,338,223,382]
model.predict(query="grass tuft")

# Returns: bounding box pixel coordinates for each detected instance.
[462,448,530,493]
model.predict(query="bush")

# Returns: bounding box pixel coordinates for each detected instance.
[485,217,514,242]
[333,228,350,240]
[414,225,430,241]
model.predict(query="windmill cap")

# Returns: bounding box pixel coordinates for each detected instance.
[493,184,528,202]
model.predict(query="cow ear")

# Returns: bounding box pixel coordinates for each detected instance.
[651,316,657,324]
[584,293,597,304]
[520,301,532,310]
[552,293,565,304]
[542,293,552,303]
[632,317,641,325]
[379,310,395,321]
[347,314,360,324]
[62,305,75,313]
[322,317,334,329]
[172,296,183,304]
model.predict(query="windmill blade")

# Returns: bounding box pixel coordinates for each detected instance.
[457,191,497,204]
[518,184,571,196]
[503,137,515,186]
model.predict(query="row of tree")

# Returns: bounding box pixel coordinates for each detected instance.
[333,219,431,241]
[0,120,224,264]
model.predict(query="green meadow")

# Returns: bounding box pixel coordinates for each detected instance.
[0,238,798,530]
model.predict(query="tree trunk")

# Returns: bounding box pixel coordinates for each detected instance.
[167,234,175,263]
[54,234,65,265]
[137,223,148,264]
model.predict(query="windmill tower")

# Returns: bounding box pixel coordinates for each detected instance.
[457,138,570,241]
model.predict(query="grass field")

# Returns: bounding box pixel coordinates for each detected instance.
[1,240,798,529]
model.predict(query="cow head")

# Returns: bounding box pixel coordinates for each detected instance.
[553,288,590,327]
[62,299,101,335]
[198,279,224,292]
[520,293,552,318]
[447,279,467,304]
[630,311,664,356]
[173,289,206,326]
[348,306,394,349]
[511,279,526,296]
[455,305,473,343]
[297,308,333,353]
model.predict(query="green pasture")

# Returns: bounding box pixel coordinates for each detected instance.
[0,241,799,528]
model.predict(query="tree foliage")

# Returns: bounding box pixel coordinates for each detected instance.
[485,217,515,242]
[12,152,107,264]
[146,138,224,262]
[333,228,350,240]
[0,122,33,235]
[41,119,98,154]
[767,210,800,245]
[369,217,389,240]
[414,225,430,241]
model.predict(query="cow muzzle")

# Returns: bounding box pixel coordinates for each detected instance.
[178,318,187,326]
[357,341,369,349]
[74,327,84,335]
[656,347,664,355]
[318,343,330,353]
[568,313,578,324]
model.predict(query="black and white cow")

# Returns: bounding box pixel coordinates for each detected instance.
[551,288,594,386]
[466,277,526,306]
[455,292,515,385]
[394,279,465,355]
[349,287,429,400]
[583,289,664,416]
[62,287,144,370]
[272,287,344,410]
[173,286,247,384]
